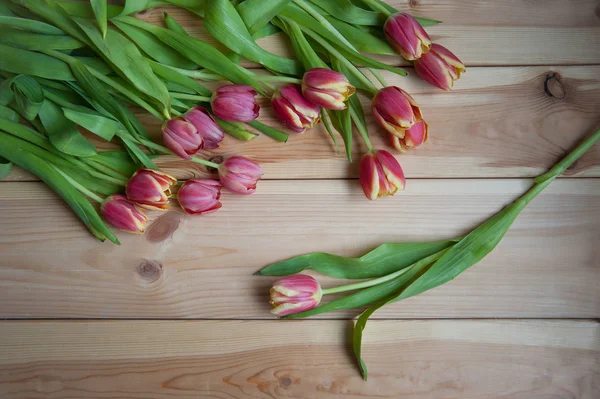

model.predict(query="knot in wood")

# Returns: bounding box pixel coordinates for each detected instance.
[137,260,162,283]
[409,0,420,7]
[279,377,292,388]
[209,156,224,165]
[544,72,566,99]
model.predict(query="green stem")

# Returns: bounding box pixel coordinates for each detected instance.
[293,0,355,49]
[138,138,221,169]
[535,128,600,183]
[350,108,373,151]
[258,75,303,84]
[53,166,105,203]
[84,159,130,180]
[162,65,224,81]
[360,0,393,16]
[369,69,389,87]
[80,159,128,185]
[170,93,211,102]
[190,157,220,169]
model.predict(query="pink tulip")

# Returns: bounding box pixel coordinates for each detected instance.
[177,179,222,215]
[184,107,224,150]
[126,169,177,210]
[389,121,429,152]
[414,43,466,90]
[101,194,148,234]
[301,68,355,110]
[218,156,263,195]
[211,85,259,122]
[384,13,432,61]
[270,275,322,316]
[359,150,406,200]
[372,86,423,138]
[271,85,320,133]
[162,118,203,160]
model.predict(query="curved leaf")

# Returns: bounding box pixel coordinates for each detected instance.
[90,0,107,38]
[63,108,119,141]
[7,75,44,121]
[0,43,74,81]
[308,0,384,26]
[236,0,291,35]
[0,15,64,34]
[0,26,84,50]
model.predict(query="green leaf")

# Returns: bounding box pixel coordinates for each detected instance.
[331,105,352,161]
[112,19,197,69]
[252,23,280,39]
[0,26,84,50]
[38,99,97,157]
[120,0,165,15]
[236,0,291,35]
[247,120,289,143]
[0,131,119,244]
[216,118,258,141]
[0,43,74,81]
[321,108,338,151]
[90,0,107,38]
[63,108,119,141]
[2,75,44,121]
[308,0,385,26]
[163,11,189,35]
[90,150,138,177]
[0,14,64,34]
[57,1,123,19]
[112,16,266,94]
[74,18,171,117]
[13,0,89,43]
[0,104,19,122]
[0,155,12,179]
[258,240,455,278]
[275,17,326,70]
[149,61,212,96]
[204,0,300,75]
[325,17,394,55]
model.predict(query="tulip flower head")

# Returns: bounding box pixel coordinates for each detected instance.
[126,169,177,210]
[270,274,322,317]
[372,86,423,138]
[218,156,263,195]
[301,68,355,110]
[359,150,406,200]
[211,85,259,123]
[162,117,203,160]
[184,107,225,150]
[414,43,466,91]
[389,120,429,152]
[384,13,432,61]
[177,179,222,215]
[101,194,148,234]
[271,85,321,133]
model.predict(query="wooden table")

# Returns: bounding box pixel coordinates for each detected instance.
[1,1,600,397]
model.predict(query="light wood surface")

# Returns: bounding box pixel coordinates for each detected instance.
[0,179,597,319]
[1,1,599,397]
[0,320,597,398]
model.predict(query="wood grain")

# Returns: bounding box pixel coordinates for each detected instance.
[140,0,600,66]
[5,66,600,182]
[0,178,597,319]
[0,320,597,398]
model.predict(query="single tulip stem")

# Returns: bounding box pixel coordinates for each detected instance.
[170,93,212,102]
[161,64,224,81]
[171,108,182,117]
[369,69,389,87]
[139,138,170,154]
[258,75,303,84]
[190,157,221,169]
[81,159,129,181]
[350,108,373,151]
[293,0,355,49]
[361,0,393,16]
[53,166,105,203]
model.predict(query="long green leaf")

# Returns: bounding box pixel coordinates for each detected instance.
[149,60,212,96]
[247,120,289,143]
[236,0,291,35]
[258,240,455,278]
[0,26,84,50]
[308,0,384,26]
[0,104,19,122]
[275,17,326,70]
[326,17,394,55]
[38,99,97,157]
[0,43,74,81]
[90,150,138,177]
[163,11,189,35]
[204,0,300,75]
[1,74,44,120]
[57,1,123,18]
[90,0,107,38]
[63,108,119,141]
[0,14,64,34]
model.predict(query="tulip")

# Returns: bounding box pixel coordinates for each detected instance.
[384,12,432,61]
[184,107,224,150]
[359,150,406,200]
[372,86,423,138]
[177,179,222,215]
[414,43,466,91]
[101,194,148,234]
[389,121,429,152]
[163,118,202,160]
[211,85,259,123]
[301,68,355,110]
[126,169,177,210]
[271,85,321,133]
[270,275,322,316]
[218,156,263,195]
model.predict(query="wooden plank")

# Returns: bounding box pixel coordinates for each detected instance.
[4,66,600,182]
[0,178,598,319]
[0,320,597,398]
[141,1,600,66]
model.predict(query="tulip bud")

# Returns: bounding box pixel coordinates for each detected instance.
[211,85,259,123]
[389,121,429,152]
[372,86,423,138]
[101,194,148,234]
[384,13,432,61]
[126,169,177,210]
[359,150,406,200]
[301,68,355,110]
[163,118,203,160]
[271,85,320,133]
[184,107,224,150]
[177,179,222,215]
[270,275,322,317]
[218,156,263,195]
[414,43,466,91]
